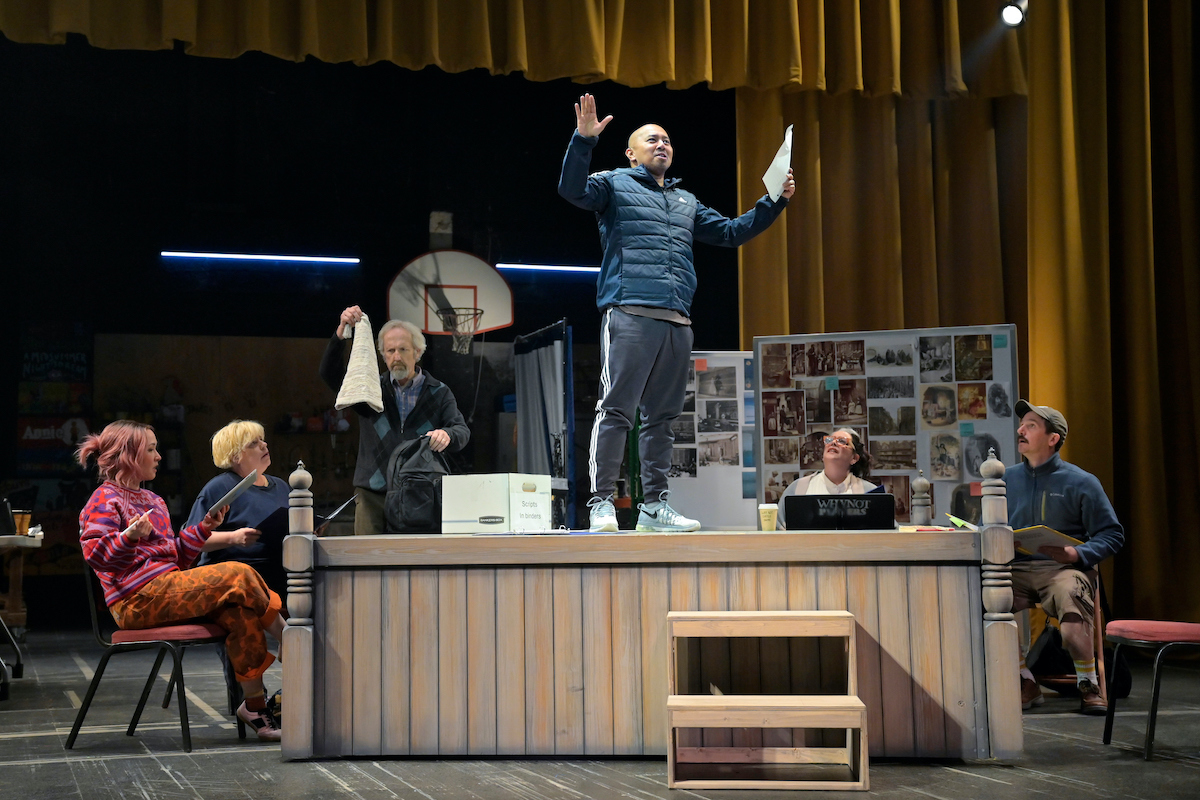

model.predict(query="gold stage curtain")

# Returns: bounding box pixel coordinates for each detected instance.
[2,1,1195,620]
[0,0,1024,90]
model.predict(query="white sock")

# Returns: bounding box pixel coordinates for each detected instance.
[1074,658,1099,691]
[1019,651,1034,682]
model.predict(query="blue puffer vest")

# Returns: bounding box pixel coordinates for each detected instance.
[559,132,786,317]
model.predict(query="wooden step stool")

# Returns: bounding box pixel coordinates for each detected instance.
[667,610,868,791]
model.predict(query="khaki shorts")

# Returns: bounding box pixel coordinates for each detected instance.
[1011,560,1096,628]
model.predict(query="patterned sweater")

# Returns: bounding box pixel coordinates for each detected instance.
[79,482,212,606]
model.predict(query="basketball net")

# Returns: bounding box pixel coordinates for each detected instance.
[436,307,484,354]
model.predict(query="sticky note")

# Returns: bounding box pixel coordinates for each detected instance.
[993,334,1008,348]
[960,422,975,436]
[825,376,839,390]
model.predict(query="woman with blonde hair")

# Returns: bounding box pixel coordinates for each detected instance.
[77,420,283,741]
[185,420,289,597]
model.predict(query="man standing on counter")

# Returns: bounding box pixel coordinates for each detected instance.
[559,93,795,533]
[1007,400,1125,715]
[320,306,470,535]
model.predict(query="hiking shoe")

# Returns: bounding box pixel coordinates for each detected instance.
[587,495,619,532]
[237,700,282,742]
[1079,680,1107,716]
[636,493,700,532]
[1020,677,1044,710]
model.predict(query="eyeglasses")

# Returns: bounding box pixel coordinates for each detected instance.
[823,435,853,448]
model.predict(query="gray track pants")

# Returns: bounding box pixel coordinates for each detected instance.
[589,308,693,500]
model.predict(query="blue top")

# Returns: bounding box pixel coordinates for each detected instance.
[558,131,787,316]
[1004,454,1125,570]
[185,471,290,595]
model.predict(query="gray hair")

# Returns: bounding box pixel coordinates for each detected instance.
[376,319,426,360]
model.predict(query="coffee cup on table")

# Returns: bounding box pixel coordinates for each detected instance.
[13,510,31,536]
[758,503,778,531]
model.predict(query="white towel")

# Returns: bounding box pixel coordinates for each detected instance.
[335,314,384,412]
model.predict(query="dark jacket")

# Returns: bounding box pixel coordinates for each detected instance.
[558,131,787,316]
[319,335,470,492]
[1005,454,1125,570]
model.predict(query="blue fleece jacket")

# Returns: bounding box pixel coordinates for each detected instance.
[1005,454,1124,569]
[558,132,787,316]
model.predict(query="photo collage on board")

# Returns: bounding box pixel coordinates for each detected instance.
[759,339,875,514]
[920,332,1014,525]
[759,329,1015,525]
[672,357,742,482]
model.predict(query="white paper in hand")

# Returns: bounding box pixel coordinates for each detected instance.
[762,124,793,202]
[336,313,385,413]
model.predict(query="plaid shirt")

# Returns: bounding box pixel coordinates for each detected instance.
[392,369,426,426]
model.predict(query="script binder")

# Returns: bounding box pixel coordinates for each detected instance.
[1013,525,1083,556]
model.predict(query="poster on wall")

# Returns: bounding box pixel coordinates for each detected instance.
[754,325,1019,526]
[667,351,758,529]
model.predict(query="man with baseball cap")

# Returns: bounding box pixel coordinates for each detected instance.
[1006,400,1125,715]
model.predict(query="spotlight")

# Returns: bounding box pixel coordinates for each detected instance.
[1001,0,1027,26]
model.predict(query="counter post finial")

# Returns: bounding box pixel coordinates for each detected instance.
[282,460,316,758]
[978,450,1021,757]
[910,470,932,526]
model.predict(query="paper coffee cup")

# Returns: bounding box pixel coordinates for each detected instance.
[758,503,778,531]
[13,510,31,536]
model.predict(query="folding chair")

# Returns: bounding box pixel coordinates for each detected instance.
[65,567,243,752]
[1103,620,1200,760]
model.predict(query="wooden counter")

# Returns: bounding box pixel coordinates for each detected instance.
[280,508,1022,761]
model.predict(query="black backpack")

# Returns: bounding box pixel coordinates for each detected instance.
[384,437,451,533]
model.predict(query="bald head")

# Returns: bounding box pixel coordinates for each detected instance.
[625,124,673,181]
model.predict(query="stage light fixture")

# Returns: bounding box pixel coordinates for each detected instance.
[495,263,601,274]
[1001,0,1028,27]
[160,251,360,264]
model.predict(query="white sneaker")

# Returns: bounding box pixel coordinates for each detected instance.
[587,495,619,532]
[636,493,700,532]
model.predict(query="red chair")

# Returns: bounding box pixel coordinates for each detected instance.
[65,567,241,752]
[1102,619,1200,760]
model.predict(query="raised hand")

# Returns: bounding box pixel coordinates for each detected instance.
[337,305,364,338]
[575,93,613,138]
[781,168,796,200]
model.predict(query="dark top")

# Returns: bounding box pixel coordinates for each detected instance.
[319,335,470,492]
[185,471,290,596]
[1005,453,1125,570]
[558,131,788,315]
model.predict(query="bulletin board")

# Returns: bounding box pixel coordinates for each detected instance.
[753,325,1019,526]
[662,351,757,530]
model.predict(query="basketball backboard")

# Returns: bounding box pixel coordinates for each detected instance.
[387,250,514,337]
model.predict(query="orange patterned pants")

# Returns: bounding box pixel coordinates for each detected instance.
[110,562,281,682]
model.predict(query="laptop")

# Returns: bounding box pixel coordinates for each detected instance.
[784,493,897,530]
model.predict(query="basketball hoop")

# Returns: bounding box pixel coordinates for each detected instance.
[436,307,484,354]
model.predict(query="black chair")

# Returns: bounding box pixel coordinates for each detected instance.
[0,615,23,701]
[1103,619,1200,760]
[66,567,244,752]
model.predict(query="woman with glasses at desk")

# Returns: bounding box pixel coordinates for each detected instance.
[776,428,875,529]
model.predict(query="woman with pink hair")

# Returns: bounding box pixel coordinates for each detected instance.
[76,420,283,742]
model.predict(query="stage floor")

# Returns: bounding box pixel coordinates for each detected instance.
[2,630,1198,799]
